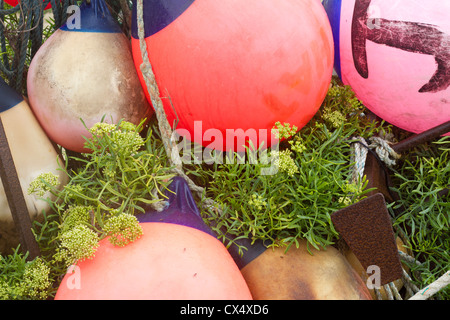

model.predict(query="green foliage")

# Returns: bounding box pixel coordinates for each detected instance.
[391,137,450,299]
[200,121,373,252]
[0,54,447,302]
[0,248,52,300]
[193,80,383,252]
[30,119,173,269]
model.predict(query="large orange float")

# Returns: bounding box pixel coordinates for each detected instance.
[131,0,334,152]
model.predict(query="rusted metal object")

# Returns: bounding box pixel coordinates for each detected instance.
[0,117,40,260]
[332,120,450,290]
[331,193,403,286]
[364,120,450,203]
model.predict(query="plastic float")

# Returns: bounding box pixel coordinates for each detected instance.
[0,77,67,254]
[227,236,372,300]
[27,0,150,153]
[323,0,450,134]
[131,0,334,152]
[54,177,252,300]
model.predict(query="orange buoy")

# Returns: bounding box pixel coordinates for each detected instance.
[131,0,334,152]
[55,178,252,300]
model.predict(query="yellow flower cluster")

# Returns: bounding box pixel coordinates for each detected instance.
[61,205,93,232]
[322,107,346,129]
[27,172,60,197]
[88,122,116,136]
[103,213,143,247]
[248,194,267,211]
[55,225,100,265]
[0,257,51,300]
[21,258,52,299]
[271,121,298,140]
[289,137,307,154]
[272,149,299,177]
[88,121,145,156]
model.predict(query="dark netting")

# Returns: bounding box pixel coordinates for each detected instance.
[0,0,132,94]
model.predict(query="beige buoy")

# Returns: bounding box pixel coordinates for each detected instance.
[27,0,151,153]
[0,78,68,254]
[240,240,372,300]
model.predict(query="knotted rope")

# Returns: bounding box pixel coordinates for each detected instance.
[351,135,401,184]
[350,137,450,299]
[368,136,401,167]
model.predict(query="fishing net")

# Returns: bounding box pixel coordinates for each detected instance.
[0,0,131,93]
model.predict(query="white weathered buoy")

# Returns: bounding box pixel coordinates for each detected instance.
[27,0,151,153]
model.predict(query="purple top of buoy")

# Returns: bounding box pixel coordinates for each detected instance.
[137,176,216,237]
[131,0,195,39]
[60,0,122,33]
[137,176,269,270]
[0,77,23,113]
[322,0,343,78]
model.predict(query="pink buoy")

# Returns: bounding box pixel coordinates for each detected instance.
[323,0,450,134]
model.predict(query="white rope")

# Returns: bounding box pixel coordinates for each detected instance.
[368,136,401,167]
[350,135,402,184]
[349,136,409,300]
[409,270,450,300]
[135,0,224,216]
[351,137,369,183]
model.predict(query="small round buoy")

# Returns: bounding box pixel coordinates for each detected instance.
[27,0,151,153]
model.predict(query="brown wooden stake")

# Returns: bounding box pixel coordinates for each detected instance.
[0,117,40,260]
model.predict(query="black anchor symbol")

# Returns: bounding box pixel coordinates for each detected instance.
[352,0,450,93]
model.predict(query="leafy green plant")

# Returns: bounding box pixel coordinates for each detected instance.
[0,247,52,300]
[200,121,373,252]
[29,119,174,270]
[391,136,450,299]
[193,80,387,252]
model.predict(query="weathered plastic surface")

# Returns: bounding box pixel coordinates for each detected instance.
[27,0,150,152]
